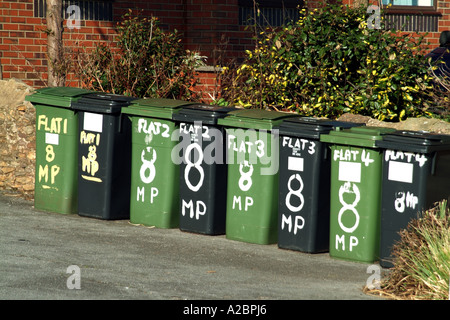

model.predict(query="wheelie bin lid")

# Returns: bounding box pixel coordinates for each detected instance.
[276,117,365,139]
[217,109,297,131]
[25,87,92,108]
[320,126,396,148]
[122,98,197,120]
[71,92,137,114]
[172,104,239,125]
[375,130,450,153]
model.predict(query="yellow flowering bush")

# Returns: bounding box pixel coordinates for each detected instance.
[221,3,435,121]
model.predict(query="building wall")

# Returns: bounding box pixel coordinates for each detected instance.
[0,0,448,98]
[343,0,450,47]
[436,0,450,45]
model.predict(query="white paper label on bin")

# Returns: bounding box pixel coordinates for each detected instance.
[388,161,413,184]
[45,132,59,145]
[338,161,361,183]
[288,156,304,172]
[83,112,103,133]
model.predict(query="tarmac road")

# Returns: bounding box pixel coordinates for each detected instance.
[0,193,386,304]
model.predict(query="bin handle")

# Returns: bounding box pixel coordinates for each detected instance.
[119,113,123,133]
[431,152,437,176]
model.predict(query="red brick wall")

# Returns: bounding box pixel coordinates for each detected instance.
[193,67,222,102]
[0,0,117,87]
[1,0,45,87]
[0,0,256,99]
[0,0,448,100]
[437,0,450,45]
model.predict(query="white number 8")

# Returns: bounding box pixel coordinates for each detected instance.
[285,173,304,212]
[338,182,361,233]
[239,161,253,192]
[140,147,157,184]
[184,143,204,192]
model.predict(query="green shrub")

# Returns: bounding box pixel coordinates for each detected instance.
[76,10,205,99]
[429,66,450,121]
[221,3,435,121]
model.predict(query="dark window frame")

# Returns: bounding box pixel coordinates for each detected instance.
[238,0,304,27]
[381,1,439,15]
[238,0,304,8]
[381,1,441,32]
[34,0,114,21]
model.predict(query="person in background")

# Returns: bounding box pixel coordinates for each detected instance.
[426,31,450,78]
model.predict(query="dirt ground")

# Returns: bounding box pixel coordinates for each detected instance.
[338,113,450,135]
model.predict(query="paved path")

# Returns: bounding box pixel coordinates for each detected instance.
[0,193,385,305]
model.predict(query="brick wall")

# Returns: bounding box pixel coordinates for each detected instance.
[0,0,117,88]
[0,0,257,101]
[1,0,45,87]
[0,0,448,100]
[437,0,450,45]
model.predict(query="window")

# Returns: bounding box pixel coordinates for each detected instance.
[382,0,437,12]
[34,0,114,21]
[383,0,433,6]
[238,0,304,27]
[382,0,440,32]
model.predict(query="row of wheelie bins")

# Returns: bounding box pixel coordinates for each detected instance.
[26,87,450,268]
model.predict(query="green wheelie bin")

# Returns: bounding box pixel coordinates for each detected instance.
[320,126,396,263]
[25,87,91,214]
[217,109,296,245]
[122,98,196,228]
